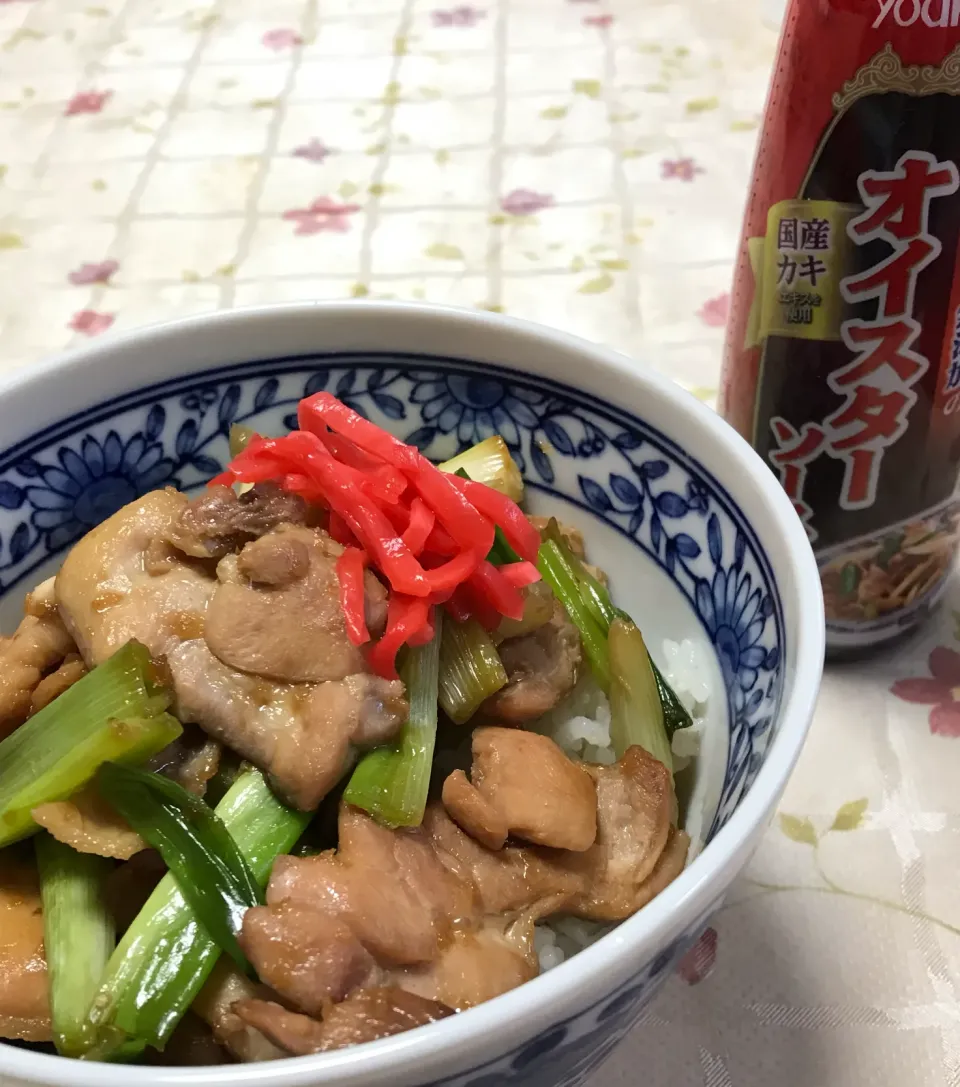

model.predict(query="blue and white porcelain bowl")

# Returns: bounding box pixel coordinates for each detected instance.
[0,303,824,1087]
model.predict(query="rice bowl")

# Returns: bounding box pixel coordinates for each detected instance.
[0,303,823,1087]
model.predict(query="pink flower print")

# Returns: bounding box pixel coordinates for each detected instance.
[431,5,486,26]
[293,138,333,164]
[677,927,718,985]
[697,293,730,328]
[661,157,704,182]
[583,13,613,26]
[68,260,118,287]
[282,197,361,236]
[891,646,960,737]
[69,310,114,337]
[262,28,304,51]
[65,90,112,117]
[500,189,554,216]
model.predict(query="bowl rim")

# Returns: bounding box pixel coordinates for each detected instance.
[0,302,825,1087]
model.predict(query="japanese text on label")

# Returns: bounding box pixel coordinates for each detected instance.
[769,151,960,537]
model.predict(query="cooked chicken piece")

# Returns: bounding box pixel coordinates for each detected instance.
[169,641,407,810]
[445,727,596,852]
[564,745,676,921]
[28,654,87,715]
[205,526,388,684]
[528,516,585,557]
[24,576,58,619]
[632,827,690,910]
[298,670,408,768]
[244,747,684,1047]
[236,531,310,586]
[430,748,680,921]
[32,785,145,860]
[56,489,215,666]
[248,806,552,1019]
[240,904,380,1016]
[307,987,454,1047]
[266,806,475,965]
[0,859,50,1042]
[234,988,454,1057]
[147,727,222,797]
[423,804,581,919]
[58,492,398,813]
[0,613,76,739]
[167,482,308,560]
[231,1000,326,1058]
[441,770,508,851]
[193,961,285,1063]
[481,603,581,724]
[142,536,181,577]
[396,915,537,1011]
[174,736,222,797]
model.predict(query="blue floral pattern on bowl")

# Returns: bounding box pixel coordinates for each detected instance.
[20,428,177,550]
[0,353,785,1087]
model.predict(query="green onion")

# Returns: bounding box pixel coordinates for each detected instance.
[344,616,443,827]
[228,424,258,458]
[541,515,674,765]
[488,525,521,566]
[437,616,507,724]
[541,517,616,629]
[36,834,115,1058]
[608,618,673,772]
[439,436,524,502]
[537,520,693,735]
[494,581,555,643]
[0,714,181,850]
[876,532,903,569]
[229,425,260,494]
[97,763,262,974]
[86,769,310,1057]
[649,656,694,738]
[839,562,860,595]
[0,642,178,848]
[537,538,611,691]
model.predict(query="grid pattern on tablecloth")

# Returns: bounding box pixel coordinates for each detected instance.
[0,0,772,393]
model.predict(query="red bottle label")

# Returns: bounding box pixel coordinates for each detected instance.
[720,0,960,649]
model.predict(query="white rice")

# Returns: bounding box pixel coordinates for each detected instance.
[661,637,710,768]
[533,925,565,972]
[661,637,712,712]
[536,675,612,758]
[531,637,711,972]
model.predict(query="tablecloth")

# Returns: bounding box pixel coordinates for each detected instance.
[1,0,958,1084]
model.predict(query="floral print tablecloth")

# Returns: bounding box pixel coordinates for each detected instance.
[0,0,958,1084]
